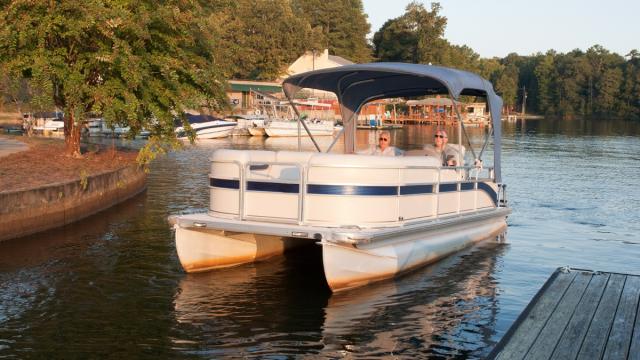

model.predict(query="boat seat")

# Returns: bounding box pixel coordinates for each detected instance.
[210,149,276,179]
[308,153,442,185]
[269,151,314,181]
[404,149,428,156]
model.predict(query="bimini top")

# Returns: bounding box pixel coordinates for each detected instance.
[282,62,504,182]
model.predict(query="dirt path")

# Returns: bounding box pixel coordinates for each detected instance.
[0,135,139,192]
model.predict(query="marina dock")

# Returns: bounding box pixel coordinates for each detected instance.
[489,267,640,359]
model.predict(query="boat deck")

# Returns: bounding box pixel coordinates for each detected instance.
[170,208,510,245]
[489,267,640,359]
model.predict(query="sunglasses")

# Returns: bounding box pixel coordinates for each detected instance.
[379,137,389,141]
[434,134,447,139]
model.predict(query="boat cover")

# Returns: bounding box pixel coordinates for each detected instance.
[282,62,503,182]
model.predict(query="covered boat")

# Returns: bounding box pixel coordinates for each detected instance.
[169,63,510,292]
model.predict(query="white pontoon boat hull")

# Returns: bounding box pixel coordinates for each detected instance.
[172,209,508,291]
[175,227,304,272]
[321,216,506,291]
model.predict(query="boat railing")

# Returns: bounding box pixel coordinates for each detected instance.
[210,157,501,228]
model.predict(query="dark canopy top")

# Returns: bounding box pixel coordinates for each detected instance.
[282,62,503,182]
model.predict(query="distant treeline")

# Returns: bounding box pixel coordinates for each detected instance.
[370,3,640,120]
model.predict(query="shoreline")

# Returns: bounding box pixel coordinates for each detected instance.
[0,134,147,242]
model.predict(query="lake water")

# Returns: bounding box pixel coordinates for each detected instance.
[1,118,639,358]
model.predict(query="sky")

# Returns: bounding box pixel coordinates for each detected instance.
[362,0,639,58]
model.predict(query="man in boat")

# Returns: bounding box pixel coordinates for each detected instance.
[358,130,403,156]
[423,130,463,166]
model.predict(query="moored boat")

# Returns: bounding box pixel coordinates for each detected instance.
[228,114,268,136]
[263,118,334,137]
[170,63,510,292]
[175,114,237,139]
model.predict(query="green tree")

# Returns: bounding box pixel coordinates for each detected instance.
[292,0,372,63]
[533,53,555,114]
[372,18,419,62]
[554,55,582,117]
[434,43,480,72]
[596,67,623,115]
[476,58,503,81]
[620,50,640,119]
[0,1,229,157]
[224,0,322,80]
[373,2,447,64]
[0,66,32,115]
[494,62,519,111]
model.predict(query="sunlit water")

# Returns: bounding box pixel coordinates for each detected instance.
[1,119,639,358]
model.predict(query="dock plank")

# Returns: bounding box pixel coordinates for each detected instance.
[603,275,640,359]
[575,273,626,360]
[524,271,593,360]
[491,269,640,360]
[493,269,577,360]
[550,272,610,360]
[630,297,640,360]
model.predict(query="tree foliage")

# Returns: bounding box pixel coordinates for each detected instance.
[0,0,230,156]
[517,46,637,119]
[372,2,447,64]
[291,0,372,63]
[222,0,324,80]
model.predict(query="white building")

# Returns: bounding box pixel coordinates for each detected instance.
[284,49,353,78]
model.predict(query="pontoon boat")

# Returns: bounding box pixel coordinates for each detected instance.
[169,63,510,292]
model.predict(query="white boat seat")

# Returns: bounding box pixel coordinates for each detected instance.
[269,151,314,181]
[404,149,428,156]
[210,149,276,179]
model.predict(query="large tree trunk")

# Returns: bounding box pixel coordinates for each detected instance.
[64,111,82,157]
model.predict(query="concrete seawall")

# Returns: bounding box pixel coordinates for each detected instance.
[0,165,147,242]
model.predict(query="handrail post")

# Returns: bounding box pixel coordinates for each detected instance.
[396,167,402,223]
[298,165,305,225]
[239,162,246,220]
[436,167,441,219]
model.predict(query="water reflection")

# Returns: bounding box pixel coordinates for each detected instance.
[0,193,152,355]
[0,193,145,272]
[172,245,329,357]
[2,118,639,358]
[321,238,506,358]
[171,235,506,358]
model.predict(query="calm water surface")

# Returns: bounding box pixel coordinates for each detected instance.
[1,118,639,358]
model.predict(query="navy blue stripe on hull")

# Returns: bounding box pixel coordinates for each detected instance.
[439,183,458,192]
[208,177,498,205]
[307,184,398,196]
[400,184,434,195]
[247,181,299,193]
[460,182,475,191]
[477,182,498,205]
[210,178,239,189]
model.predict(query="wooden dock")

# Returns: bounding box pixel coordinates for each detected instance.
[489,267,640,360]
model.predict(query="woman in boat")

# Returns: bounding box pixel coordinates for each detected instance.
[359,130,403,156]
